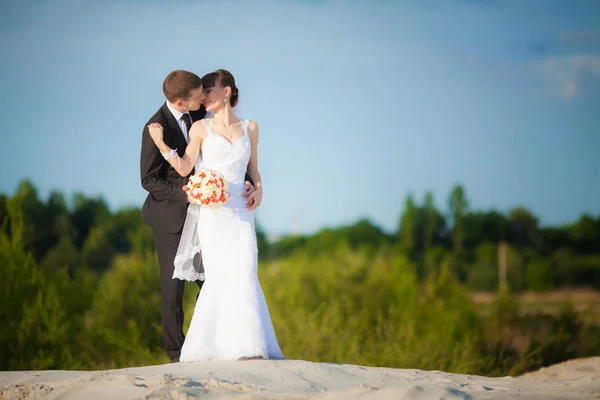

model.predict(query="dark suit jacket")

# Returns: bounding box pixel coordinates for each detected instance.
[140,103,207,233]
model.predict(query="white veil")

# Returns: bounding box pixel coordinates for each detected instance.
[172,115,209,282]
[173,207,205,281]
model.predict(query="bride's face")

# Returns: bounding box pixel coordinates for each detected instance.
[203,83,230,112]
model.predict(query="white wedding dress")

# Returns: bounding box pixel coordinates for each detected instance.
[173,118,284,361]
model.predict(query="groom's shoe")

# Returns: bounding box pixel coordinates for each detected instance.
[170,356,180,363]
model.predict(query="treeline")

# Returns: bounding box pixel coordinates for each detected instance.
[3,180,599,291]
[0,179,599,373]
[269,187,600,292]
[0,180,270,276]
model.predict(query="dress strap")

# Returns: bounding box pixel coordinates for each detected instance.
[201,118,213,135]
[241,120,249,136]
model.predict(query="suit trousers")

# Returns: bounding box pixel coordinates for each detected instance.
[153,229,203,361]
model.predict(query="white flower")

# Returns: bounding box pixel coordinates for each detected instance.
[192,186,202,195]
[190,174,202,185]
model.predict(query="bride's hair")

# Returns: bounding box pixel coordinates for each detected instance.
[202,69,239,107]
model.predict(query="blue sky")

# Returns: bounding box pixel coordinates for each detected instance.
[1,0,599,235]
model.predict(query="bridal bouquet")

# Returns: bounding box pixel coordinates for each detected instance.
[183,169,230,208]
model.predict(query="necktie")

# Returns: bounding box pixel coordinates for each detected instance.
[181,113,192,141]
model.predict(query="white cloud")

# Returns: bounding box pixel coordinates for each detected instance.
[536,54,600,100]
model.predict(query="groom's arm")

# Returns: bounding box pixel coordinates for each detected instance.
[244,172,254,186]
[140,124,188,204]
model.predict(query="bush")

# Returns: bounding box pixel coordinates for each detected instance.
[527,260,553,292]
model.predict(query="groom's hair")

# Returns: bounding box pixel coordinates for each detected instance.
[163,70,202,103]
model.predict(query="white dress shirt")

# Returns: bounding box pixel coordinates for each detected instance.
[166,101,192,143]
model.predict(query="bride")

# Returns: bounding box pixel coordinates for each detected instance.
[148,69,284,361]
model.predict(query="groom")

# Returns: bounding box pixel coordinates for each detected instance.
[140,70,253,363]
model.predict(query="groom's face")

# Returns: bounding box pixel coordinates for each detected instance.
[178,86,204,112]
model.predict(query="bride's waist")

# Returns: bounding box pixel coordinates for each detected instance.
[225,182,248,209]
[226,182,245,196]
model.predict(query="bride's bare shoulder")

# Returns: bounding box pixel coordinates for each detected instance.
[246,120,259,136]
[190,119,209,139]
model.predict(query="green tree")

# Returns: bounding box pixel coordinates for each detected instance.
[466,243,498,291]
[527,259,554,292]
[397,194,417,257]
[552,248,575,287]
[423,192,437,252]
[256,219,270,260]
[508,207,540,249]
[448,185,468,253]
[82,226,116,271]
[71,194,110,248]
[506,244,526,292]
[0,199,87,370]
[85,252,165,368]
[104,207,144,254]
[463,211,508,248]
[570,214,599,253]
[13,179,48,260]
[40,235,78,274]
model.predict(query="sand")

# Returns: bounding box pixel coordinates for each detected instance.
[1,357,598,400]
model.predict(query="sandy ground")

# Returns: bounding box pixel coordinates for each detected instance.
[1,357,599,400]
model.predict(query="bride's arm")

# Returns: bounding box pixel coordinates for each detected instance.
[246,120,263,211]
[148,122,204,177]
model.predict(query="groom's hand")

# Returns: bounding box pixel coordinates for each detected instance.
[246,187,263,211]
[242,181,258,210]
[242,181,255,197]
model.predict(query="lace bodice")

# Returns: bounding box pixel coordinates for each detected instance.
[199,119,250,184]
